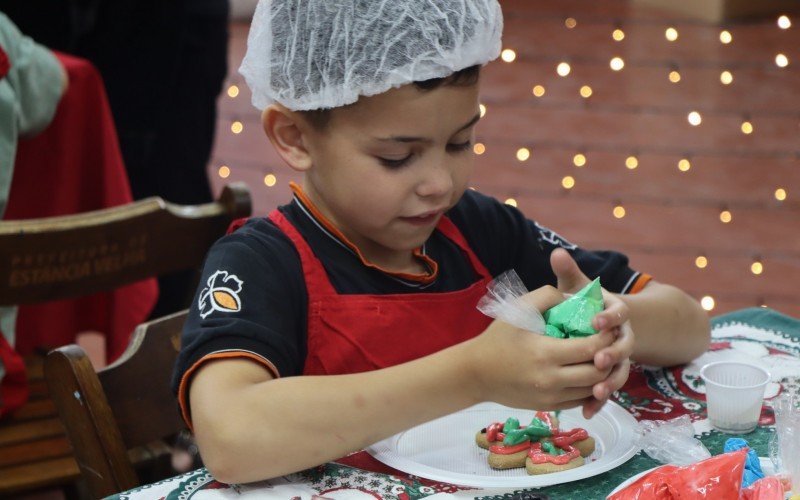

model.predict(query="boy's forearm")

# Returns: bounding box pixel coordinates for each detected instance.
[191,340,480,484]
[620,281,710,367]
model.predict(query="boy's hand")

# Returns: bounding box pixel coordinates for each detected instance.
[467,286,617,412]
[550,248,635,418]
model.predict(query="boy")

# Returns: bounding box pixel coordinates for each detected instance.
[173,0,710,485]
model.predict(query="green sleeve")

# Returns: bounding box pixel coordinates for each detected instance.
[0,12,64,137]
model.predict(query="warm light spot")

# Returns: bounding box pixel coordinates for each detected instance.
[557,62,572,77]
[678,158,691,171]
[579,85,593,98]
[751,261,764,275]
[264,174,277,187]
[612,29,625,41]
[565,17,577,29]
[613,205,626,218]
[231,121,243,134]
[668,70,681,83]
[227,85,240,98]
[218,165,230,178]
[532,85,546,97]
[775,188,787,201]
[741,121,754,134]
[573,153,587,167]
[687,111,702,126]
[562,176,575,189]
[720,210,732,223]
[625,156,638,169]
[701,296,715,311]
[720,70,733,85]
[777,15,792,29]
[665,27,679,41]
[505,198,518,207]
[516,148,531,162]
[610,57,625,71]
[695,255,708,269]
[501,49,517,63]
[479,104,487,117]
[719,30,733,44]
[473,142,486,155]
[775,53,789,67]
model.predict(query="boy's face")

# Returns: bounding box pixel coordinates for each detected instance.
[299,80,481,269]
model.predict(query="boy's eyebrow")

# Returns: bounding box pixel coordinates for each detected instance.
[375,112,482,143]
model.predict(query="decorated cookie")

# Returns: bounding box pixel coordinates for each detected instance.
[525,441,585,475]
[477,412,594,475]
[476,412,559,450]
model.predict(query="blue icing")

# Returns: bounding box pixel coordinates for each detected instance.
[724,437,764,488]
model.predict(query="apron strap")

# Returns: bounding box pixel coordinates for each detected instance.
[268,209,338,295]
[434,216,493,280]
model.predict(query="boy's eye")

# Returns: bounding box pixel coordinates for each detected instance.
[447,140,472,153]
[377,154,412,169]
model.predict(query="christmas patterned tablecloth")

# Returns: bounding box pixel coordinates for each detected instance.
[109,307,800,500]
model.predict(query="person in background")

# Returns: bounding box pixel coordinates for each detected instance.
[0,0,230,317]
[174,0,711,484]
[0,11,67,417]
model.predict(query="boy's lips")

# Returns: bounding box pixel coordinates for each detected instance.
[400,209,445,226]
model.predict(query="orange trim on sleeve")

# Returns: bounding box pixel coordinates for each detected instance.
[178,352,280,431]
[289,182,439,284]
[629,273,652,294]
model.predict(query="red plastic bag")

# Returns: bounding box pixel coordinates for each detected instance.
[741,476,787,500]
[608,448,747,500]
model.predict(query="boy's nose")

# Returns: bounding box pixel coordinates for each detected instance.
[415,163,454,199]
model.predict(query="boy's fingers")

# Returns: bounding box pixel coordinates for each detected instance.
[581,397,606,419]
[592,358,631,402]
[550,329,615,364]
[594,325,634,370]
[519,285,566,313]
[560,363,613,388]
[592,297,629,331]
[550,248,590,293]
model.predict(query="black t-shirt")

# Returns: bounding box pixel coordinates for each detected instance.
[173,189,648,396]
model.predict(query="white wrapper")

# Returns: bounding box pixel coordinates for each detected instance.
[476,270,546,334]
[635,416,711,465]
[769,393,800,493]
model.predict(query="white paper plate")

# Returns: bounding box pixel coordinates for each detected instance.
[607,457,779,498]
[366,401,638,488]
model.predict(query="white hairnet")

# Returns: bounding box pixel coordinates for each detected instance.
[239,0,503,111]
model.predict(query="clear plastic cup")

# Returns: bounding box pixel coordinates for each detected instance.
[700,361,770,434]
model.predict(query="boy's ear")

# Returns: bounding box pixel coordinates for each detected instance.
[261,104,313,172]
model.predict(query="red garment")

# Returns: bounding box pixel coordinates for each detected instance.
[3,52,158,361]
[267,210,494,375]
[0,45,9,78]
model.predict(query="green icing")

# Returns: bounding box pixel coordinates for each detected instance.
[524,417,552,438]
[545,324,566,338]
[504,428,530,445]
[542,441,563,456]
[543,278,604,338]
[502,417,520,433]
[503,417,552,445]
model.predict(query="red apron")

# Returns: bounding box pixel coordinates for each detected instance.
[267,210,494,375]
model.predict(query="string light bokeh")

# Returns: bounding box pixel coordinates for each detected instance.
[212,5,800,316]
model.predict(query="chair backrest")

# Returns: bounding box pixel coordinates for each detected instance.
[44,310,188,498]
[0,182,251,305]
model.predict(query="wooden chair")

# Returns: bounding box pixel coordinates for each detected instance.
[45,310,188,499]
[0,183,250,497]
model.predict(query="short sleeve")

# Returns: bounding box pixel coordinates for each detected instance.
[172,218,308,422]
[448,190,648,294]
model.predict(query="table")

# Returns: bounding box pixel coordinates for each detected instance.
[109,307,800,499]
[3,52,158,361]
